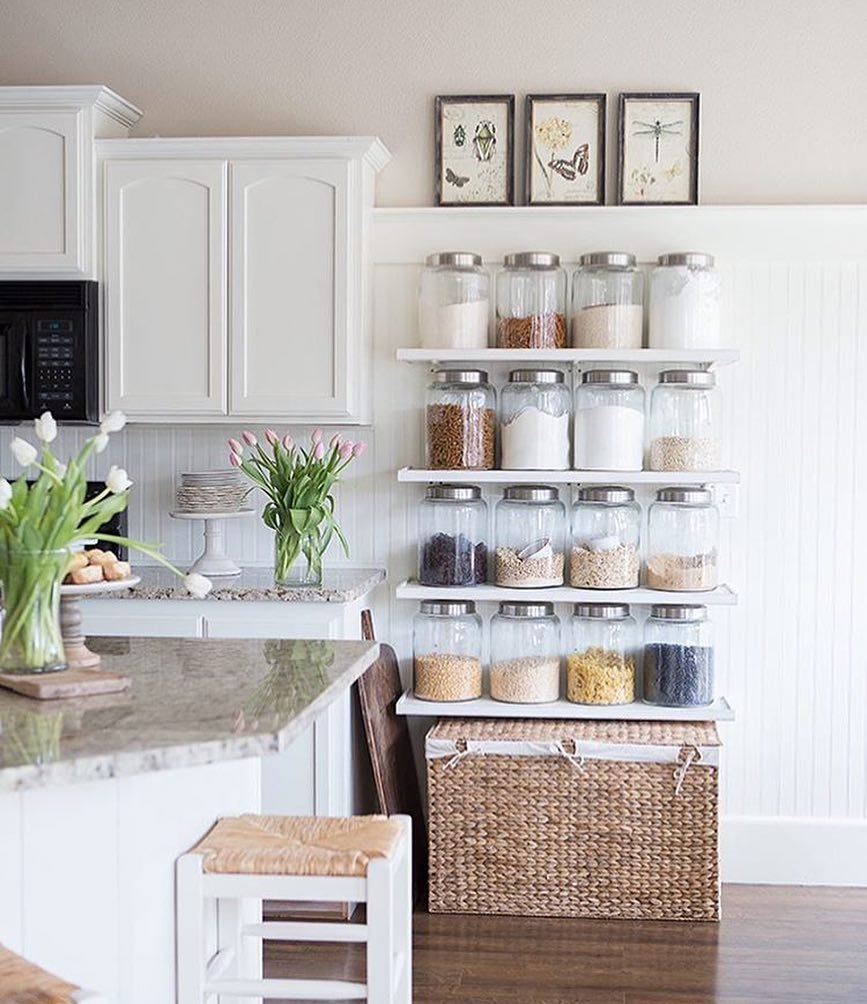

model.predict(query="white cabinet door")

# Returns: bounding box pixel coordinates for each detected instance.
[230,158,357,420]
[82,607,204,639]
[104,159,227,416]
[0,111,81,272]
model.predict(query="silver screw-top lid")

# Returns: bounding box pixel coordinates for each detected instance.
[650,604,708,621]
[573,603,630,619]
[419,600,477,616]
[503,251,560,269]
[579,251,637,268]
[508,369,565,384]
[425,484,482,501]
[498,601,555,618]
[425,251,483,268]
[577,486,635,504]
[657,252,715,268]
[655,487,714,504]
[659,369,716,387]
[581,369,639,385]
[503,485,560,502]
[432,368,489,385]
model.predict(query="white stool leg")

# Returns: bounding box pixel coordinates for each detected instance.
[366,856,395,1004]
[219,894,261,1004]
[176,854,205,1004]
[393,816,412,1004]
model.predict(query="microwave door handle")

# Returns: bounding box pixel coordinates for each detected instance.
[19,325,30,412]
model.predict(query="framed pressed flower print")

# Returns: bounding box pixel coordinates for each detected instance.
[618,92,700,205]
[525,94,606,206]
[435,94,515,206]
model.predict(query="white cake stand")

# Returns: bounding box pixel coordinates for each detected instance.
[60,575,141,670]
[169,509,255,577]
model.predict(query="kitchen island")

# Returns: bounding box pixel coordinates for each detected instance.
[0,635,380,1003]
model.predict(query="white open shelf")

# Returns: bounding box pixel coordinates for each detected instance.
[395,579,737,606]
[398,467,740,486]
[397,347,740,367]
[396,690,734,722]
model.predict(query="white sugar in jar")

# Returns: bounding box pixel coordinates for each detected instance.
[419,251,490,349]
[574,369,645,471]
[648,252,721,350]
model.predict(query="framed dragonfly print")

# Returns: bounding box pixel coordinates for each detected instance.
[525,94,606,206]
[435,94,515,206]
[617,92,700,205]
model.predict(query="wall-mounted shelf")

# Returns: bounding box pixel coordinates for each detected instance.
[397,467,740,486]
[397,347,739,368]
[396,690,734,722]
[395,580,737,606]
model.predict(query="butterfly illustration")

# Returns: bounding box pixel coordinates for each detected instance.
[548,144,590,181]
[445,168,470,188]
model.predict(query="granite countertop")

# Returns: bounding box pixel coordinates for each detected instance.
[102,566,386,603]
[0,637,379,792]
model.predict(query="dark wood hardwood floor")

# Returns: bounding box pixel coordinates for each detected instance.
[265,885,867,1002]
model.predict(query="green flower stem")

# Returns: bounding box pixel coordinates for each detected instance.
[0,550,66,672]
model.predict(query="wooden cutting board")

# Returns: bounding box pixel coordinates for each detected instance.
[0,668,130,700]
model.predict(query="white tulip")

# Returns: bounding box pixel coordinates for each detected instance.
[34,411,57,443]
[105,465,133,494]
[92,431,109,453]
[100,410,127,434]
[184,572,212,598]
[10,437,37,467]
[55,462,67,479]
[0,479,12,510]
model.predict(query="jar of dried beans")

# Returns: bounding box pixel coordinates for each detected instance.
[571,251,644,349]
[495,252,567,348]
[418,484,488,586]
[425,369,496,470]
[649,369,721,471]
[495,485,567,587]
[499,369,571,470]
[643,604,715,707]
[647,487,719,591]
[569,486,641,588]
[418,251,490,350]
[413,600,483,702]
[648,252,721,350]
[490,601,561,704]
[574,369,645,471]
[567,604,637,705]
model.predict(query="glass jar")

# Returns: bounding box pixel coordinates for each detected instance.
[418,484,488,586]
[495,252,567,348]
[643,604,714,706]
[648,252,722,349]
[418,251,490,350]
[425,369,496,470]
[500,369,571,470]
[566,604,637,705]
[495,486,566,587]
[574,370,645,471]
[571,251,644,349]
[649,370,721,471]
[413,600,483,702]
[569,486,641,589]
[647,487,720,591]
[490,601,561,703]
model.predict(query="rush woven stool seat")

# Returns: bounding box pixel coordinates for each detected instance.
[0,944,107,1003]
[176,813,412,1002]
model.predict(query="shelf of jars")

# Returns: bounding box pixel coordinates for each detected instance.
[395,580,737,606]
[397,467,740,486]
[397,347,740,368]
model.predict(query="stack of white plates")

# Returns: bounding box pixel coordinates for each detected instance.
[175,470,248,513]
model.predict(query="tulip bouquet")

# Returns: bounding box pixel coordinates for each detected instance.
[228,428,366,585]
[0,411,211,674]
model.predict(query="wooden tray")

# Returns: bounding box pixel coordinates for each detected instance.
[0,668,130,700]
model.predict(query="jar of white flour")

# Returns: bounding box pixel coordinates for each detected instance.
[500,369,571,470]
[419,251,490,349]
[574,369,645,471]
[648,252,721,349]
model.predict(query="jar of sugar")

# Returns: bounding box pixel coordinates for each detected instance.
[499,369,571,470]
[573,369,645,471]
[648,252,721,349]
[418,252,490,350]
[571,251,644,349]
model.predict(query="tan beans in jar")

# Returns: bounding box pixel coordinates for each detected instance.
[414,653,482,701]
[566,646,635,705]
[426,404,496,470]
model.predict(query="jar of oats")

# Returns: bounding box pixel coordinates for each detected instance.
[495,252,567,348]
[567,604,637,705]
[425,369,496,470]
[570,486,641,589]
[647,487,720,591]
[571,251,644,349]
[413,600,483,702]
[490,601,561,704]
[649,369,721,471]
[494,486,567,587]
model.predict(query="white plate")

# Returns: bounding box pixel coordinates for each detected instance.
[60,574,141,596]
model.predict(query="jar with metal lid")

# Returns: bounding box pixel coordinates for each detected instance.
[567,604,638,705]
[500,369,571,470]
[495,486,566,587]
[418,251,490,350]
[413,600,483,702]
[495,252,567,348]
[569,486,641,588]
[648,252,722,349]
[425,369,496,470]
[490,601,561,703]
[573,370,645,471]
[418,484,488,586]
[571,251,644,349]
[647,487,719,591]
[643,604,714,706]
[649,370,721,471]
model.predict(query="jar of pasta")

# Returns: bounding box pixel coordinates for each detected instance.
[495,252,567,348]
[567,603,638,705]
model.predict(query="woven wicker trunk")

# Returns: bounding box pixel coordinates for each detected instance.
[426,718,721,921]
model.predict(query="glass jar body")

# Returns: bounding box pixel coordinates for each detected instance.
[571,264,644,348]
[418,261,490,350]
[425,379,496,470]
[649,383,721,471]
[495,265,567,348]
[569,500,641,588]
[413,609,483,702]
[0,549,69,675]
[574,382,645,471]
[494,496,567,587]
[647,501,720,591]
[500,379,571,470]
[489,610,561,703]
[643,613,715,706]
[418,495,488,586]
[648,264,722,349]
[567,613,638,704]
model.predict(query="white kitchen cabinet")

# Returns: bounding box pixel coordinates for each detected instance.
[0,86,140,277]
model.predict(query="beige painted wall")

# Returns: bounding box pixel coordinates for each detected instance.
[1,0,865,206]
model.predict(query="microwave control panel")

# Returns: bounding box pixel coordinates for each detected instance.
[34,319,78,412]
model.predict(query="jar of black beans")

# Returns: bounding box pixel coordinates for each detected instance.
[643,604,714,706]
[418,484,488,586]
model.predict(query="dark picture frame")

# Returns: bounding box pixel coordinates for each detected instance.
[435,94,515,206]
[617,92,700,205]
[524,93,606,206]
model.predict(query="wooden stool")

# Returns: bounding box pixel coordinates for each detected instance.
[176,814,412,1002]
[0,944,106,1002]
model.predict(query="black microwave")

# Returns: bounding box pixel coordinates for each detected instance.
[0,280,99,423]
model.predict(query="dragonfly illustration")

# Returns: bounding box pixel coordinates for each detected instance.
[548,143,589,181]
[633,119,683,162]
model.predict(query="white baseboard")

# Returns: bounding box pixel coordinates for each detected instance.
[721,816,867,886]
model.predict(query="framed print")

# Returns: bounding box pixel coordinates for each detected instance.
[617,92,700,205]
[435,94,515,206]
[525,93,606,206]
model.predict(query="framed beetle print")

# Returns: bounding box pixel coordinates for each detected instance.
[525,93,606,206]
[435,94,515,206]
[617,92,700,205]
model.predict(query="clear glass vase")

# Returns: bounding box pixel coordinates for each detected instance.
[274,524,324,587]
[0,549,68,675]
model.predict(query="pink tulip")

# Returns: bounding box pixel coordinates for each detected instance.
[311,428,323,444]
[242,430,257,446]
[265,428,279,445]
[228,437,243,454]
[313,441,326,460]
[282,433,295,451]
[339,441,352,460]
[228,452,241,467]
[352,441,367,458]
[330,432,342,448]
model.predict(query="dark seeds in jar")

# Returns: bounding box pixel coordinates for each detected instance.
[426,403,496,469]
[643,643,714,706]
[420,532,487,586]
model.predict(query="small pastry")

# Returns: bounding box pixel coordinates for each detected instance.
[84,548,106,563]
[89,550,118,567]
[68,552,89,572]
[70,564,104,585]
[104,560,131,581]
